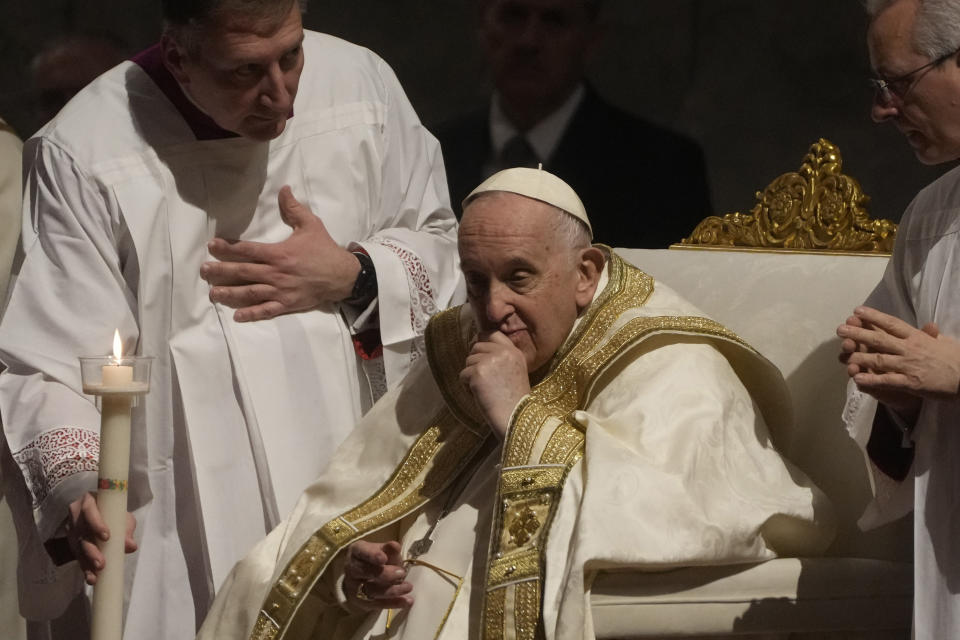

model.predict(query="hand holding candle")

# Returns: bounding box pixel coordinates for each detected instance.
[66,492,138,585]
[79,331,152,640]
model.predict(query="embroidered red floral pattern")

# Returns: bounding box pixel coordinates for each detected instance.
[11,427,99,507]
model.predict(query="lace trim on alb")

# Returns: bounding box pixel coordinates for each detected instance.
[372,237,439,365]
[11,427,99,507]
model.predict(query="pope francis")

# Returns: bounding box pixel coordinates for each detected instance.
[198,168,835,640]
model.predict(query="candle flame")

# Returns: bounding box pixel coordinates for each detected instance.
[113,329,123,361]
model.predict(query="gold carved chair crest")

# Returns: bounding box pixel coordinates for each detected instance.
[680,139,897,254]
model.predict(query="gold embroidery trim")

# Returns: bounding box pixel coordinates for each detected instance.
[482,254,770,639]
[426,306,486,433]
[482,254,649,638]
[504,253,653,468]
[250,409,486,640]
[484,588,507,640]
[499,466,566,494]
[250,615,279,640]
[514,581,540,640]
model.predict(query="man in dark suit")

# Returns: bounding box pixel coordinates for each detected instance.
[436,0,712,248]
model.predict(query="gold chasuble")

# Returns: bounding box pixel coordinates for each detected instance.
[206,251,831,640]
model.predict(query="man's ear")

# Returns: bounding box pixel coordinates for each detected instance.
[574,246,605,309]
[160,33,191,85]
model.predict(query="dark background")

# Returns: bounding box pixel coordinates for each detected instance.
[0,0,951,222]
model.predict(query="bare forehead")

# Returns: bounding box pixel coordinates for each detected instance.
[868,0,921,63]
[200,8,302,62]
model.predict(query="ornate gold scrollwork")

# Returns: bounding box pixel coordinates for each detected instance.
[681,139,897,253]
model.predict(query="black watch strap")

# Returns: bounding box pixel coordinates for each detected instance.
[344,251,377,306]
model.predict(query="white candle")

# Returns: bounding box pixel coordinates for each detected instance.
[91,395,132,640]
[101,365,132,387]
[101,331,133,390]
[90,330,135,640]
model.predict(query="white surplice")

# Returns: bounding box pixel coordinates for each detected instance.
[843,164,960,640]
[0,32,462,640]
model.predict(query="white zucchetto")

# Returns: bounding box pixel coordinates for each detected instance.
[463,166,593,239]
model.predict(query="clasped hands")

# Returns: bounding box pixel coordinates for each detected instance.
[837,305,960,418]
[200,186,361,322]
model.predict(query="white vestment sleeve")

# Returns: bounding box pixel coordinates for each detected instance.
[0,138,140,541]
[841,223,918,529]
[354,59,463,385]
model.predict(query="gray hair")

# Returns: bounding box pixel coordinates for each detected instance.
[867,0,960,59]
[552,206,592,252]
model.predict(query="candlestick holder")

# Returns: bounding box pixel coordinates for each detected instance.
[79,355,152,640]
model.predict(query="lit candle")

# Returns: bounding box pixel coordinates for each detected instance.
[90,330,135,640]
[101,331,133,389]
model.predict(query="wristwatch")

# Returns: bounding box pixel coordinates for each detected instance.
[344,251,377,306]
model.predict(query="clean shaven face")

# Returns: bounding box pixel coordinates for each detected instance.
[168,2,305,141]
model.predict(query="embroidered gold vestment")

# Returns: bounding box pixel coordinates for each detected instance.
[198,251,834,640]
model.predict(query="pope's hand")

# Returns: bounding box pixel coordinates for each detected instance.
[837,306,960,416]
[67,492,138,585]
[342,540,413,610]
[200,186,361,322]
[459,331,530,439]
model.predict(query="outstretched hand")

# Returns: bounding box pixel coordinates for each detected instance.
[67,492,137,585]
[837,306,960,416]
[342,540,413,611]
[200,186,360,322]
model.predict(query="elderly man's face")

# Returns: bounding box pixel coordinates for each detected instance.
[869,0,960,164]
[479,0,598,119]
[459,192,597,372]
[165,2,305,141]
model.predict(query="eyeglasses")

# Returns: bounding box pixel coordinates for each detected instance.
[870,49,959,104]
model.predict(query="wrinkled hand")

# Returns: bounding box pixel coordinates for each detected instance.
[342,540,412,611]
[459,332,530,439]
[837,306,960,411]
[201,186,361,322]
[67,492,137,585]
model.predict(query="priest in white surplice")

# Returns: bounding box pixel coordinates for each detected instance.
[198,167,835,640]
[0,1,461,638]
[838,1,960,638]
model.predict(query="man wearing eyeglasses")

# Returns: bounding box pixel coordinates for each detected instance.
[837,1,960,638]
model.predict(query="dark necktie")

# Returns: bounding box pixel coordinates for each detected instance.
[499,134,540,170]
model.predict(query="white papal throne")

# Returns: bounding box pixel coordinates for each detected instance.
[591,140,910,639]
